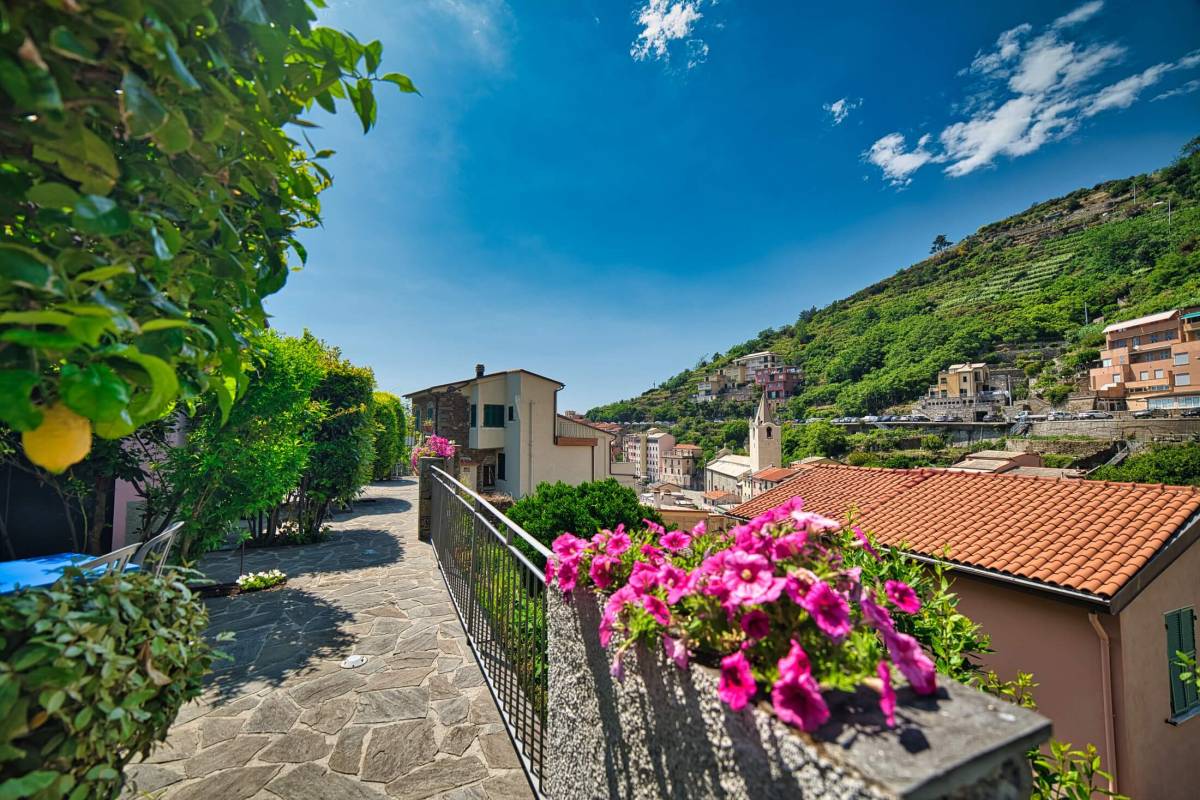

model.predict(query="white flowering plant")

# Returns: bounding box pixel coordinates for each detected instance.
[235,569,287,592]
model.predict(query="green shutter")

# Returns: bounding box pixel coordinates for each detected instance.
[1166,607,1198,716]
[470,404,477,427]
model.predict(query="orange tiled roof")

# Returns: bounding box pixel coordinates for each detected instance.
[729,465,1200,599]
[751,466,802,483]
[674,443,703,451]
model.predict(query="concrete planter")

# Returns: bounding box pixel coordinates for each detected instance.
[546,589,1050,800]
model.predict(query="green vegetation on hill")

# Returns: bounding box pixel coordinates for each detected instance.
[588,139,1200,422]
[1090,443,1200,487]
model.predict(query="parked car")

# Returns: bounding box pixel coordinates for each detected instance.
[909,414,931,422]
[862,415,880,423]
[1076,411,1114,420]
[981,413,1005,422]
[1046,411,1076,421]
[1182,408,1200,418]
[1133,408,1169,419]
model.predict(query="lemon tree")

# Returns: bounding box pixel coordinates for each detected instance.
[0,0,416,470]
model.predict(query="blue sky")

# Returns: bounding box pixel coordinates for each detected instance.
[266,0,1200,411]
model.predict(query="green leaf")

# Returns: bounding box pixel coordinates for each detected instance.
[0,329,79,350]
[73,264,134,283]
[163,41,201,90]
[65,315,114,347]
[48,26,98,64]
[0,770,61,799]
[0,310,73,326]
[151,226,173,260]
[72,195,131,236]
[26,182,79,208]
[314,90,336,114]
[0,370,41,431]
[351,78,376,133]
[365,40,383,74]
[104,346,179,425]
[139,319,192,332]
[0,245,61,294]
[120,72,168,137]
[152,110,193,155]
[382,72,419,94]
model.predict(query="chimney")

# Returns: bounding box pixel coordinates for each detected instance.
[475,364,485,378]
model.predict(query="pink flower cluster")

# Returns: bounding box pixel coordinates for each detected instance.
[410,434,457,471]
[546,498,936,733]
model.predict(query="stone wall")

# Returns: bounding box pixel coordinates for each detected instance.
[1027,418,1200,440]
[1004,438,1114,458]
[546,590,1050,800]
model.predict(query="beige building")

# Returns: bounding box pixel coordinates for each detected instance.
[734,350,781,374]
[405,366,617,499]
[928,362,991,398]
[748,394,781,477]
[1089,308,1200,412]
[703,451,751,497]
[660,443,702,489]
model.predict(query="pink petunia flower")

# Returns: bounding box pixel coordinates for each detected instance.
[885,580,921,614]
[589,555,618,590]
[611,651,624,681]
[884,631,937,696]
[802,580,852,641]
[663,635,690,669]
[717,651,757,711]
[777,639,811,682]
[658,564,695,604]
[721,550,784,606]
[606,528,632,556]
[628,562,660,594]
[851,525,881,561]
[555,559,579,594]
[643,518,666,536]
[772,673,829,732]
[790,510,841,535]
[784,569,817,604]
[551,533,587,561]
[859,591,895,636]
[642,595,671,626]
[771,531,809,561]
[691,520,707,537]
[877,660,896,728]
[639,543,665,566]
[740,610,771,641]
[659,529,692,552]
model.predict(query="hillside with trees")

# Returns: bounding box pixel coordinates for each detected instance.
[588,139,1200,423]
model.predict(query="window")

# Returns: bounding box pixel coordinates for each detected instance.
[1176,352,1191,366]
[1156,369,1165,379]
[483,404,505,427]
[1140,371,1149,381]
[1113,373,1121,384]
[1177,374,1192,387]
[508,405,514,422]
[1102,358,1112,367]
[470,404,477,427]
[1166,607,1199,719]
[480,464,496,487]
[765,426,772,439]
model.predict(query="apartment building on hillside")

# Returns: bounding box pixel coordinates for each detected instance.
[755,365,802,415]
[921,362,1006,419]
[404,365,617,498]
[734,350,781,374]
[1088,308,1200,411]
[645,430,675,483]
[660,443,702,489]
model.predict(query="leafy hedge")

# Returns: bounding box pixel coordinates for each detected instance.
[0,571,214,799]
[370,392,405,480]
[507,479,664,556]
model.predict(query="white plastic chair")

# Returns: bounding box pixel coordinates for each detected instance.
[77,542,141,575]
[132,521,183,577]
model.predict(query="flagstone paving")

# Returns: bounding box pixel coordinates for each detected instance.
[123,480,533,800]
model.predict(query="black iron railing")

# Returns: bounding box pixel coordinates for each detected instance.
[428,466,549,797]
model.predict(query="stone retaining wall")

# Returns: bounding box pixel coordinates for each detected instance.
[546,590,1051,800]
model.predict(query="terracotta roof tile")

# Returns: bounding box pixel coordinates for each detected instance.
[729,465,1200,599]
[751,467,802,483]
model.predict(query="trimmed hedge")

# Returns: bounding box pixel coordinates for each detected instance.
[0,571,214,799]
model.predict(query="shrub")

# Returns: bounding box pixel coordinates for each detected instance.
[370,393,405,480]
[0,0,412,471]
[142,332,325,559]
[1041,383,1073,406]
[1090,443,1200,486]
[920,434,947,451]
[292,338,377,540]
[1040,453,1076,469]
[507,480,664,553]
[0,571,214,799]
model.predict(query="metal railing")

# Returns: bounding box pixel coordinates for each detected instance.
[427,466,550,797]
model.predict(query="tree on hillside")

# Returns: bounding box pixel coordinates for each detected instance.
[930,234,954,253]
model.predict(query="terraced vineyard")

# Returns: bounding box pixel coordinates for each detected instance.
[589,144,1200,422]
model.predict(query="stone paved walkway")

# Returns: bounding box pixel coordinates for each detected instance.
[124,480,534,800]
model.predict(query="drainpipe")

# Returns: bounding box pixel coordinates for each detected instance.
[1088,612,1119,795]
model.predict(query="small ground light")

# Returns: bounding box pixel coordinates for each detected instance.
[341,655,367,669]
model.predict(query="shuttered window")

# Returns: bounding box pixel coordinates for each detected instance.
[1166,606,1199,718]
[470,404,477,427]
[483,404,505,427]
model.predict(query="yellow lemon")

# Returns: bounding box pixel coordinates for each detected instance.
[22,403,93,474]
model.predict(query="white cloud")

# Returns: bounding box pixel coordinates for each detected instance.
[1052,0,1104,29]
[865,133,936,186]
[823,97,862,125]
[866,3,1200,184]
[1154,79,1200,102]
[630,0,707,67]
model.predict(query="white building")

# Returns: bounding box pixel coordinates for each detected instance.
[733,350,781,374]
[645,430,676,482]
[704,451,752,498]
[405,367,618,499]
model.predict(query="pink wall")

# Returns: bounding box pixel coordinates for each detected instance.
[952,576,1109,762]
